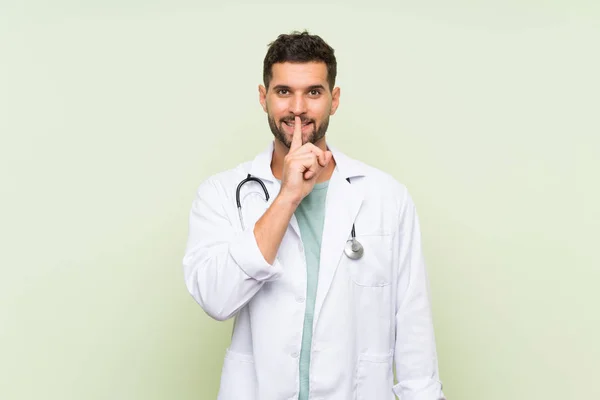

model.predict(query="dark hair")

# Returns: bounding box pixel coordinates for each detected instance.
[263,31,337,91]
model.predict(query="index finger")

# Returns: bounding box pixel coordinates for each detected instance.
[290,116,302,151]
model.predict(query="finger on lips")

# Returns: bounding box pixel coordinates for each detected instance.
[290,116,302,151]
[287,116,331,179]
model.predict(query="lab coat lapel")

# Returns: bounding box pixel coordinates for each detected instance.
[313,166,364,327]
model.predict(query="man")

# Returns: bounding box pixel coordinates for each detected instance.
[183,31,446,400]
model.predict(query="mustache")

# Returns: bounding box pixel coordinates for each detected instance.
[280,117,314,125]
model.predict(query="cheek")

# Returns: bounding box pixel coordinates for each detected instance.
[267,98,289,116]
[309,103,331,123]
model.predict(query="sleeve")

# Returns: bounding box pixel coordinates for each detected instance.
[182,178,283,321]
[392,191,446,400]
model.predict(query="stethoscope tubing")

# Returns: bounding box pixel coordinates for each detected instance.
[236,174,363,259]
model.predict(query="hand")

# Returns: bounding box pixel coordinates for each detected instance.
[279,116,333,206]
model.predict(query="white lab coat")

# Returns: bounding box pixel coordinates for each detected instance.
[183,142,446,400]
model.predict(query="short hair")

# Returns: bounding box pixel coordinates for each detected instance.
[263,31,337,91]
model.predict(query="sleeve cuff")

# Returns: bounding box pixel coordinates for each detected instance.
[392,381,446,400]
[229,226,283,282]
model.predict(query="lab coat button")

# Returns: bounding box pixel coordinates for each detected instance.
[291,351,299,358]
[296,296,305,303]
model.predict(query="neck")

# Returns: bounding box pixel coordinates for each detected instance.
[271,137,336,183]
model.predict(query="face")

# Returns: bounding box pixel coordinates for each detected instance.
[259,61,340,148]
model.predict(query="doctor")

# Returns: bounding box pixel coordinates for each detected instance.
[183,31,446,400]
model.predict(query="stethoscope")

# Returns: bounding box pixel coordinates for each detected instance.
[236,174,364,260]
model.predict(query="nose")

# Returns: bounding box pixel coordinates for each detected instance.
[288,93,307,116]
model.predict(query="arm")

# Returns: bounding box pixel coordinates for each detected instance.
[183,117,332,321]
[183,178,284,321]
[393,192,446,400]
[254,194,297,264]
[251,115,333,264]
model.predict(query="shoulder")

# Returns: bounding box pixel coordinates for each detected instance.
[362,161,408,194]
[333,147,417,233]
[341,153,412,209]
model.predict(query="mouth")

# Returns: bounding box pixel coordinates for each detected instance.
[282,120,314,135]
[283,120,313,128]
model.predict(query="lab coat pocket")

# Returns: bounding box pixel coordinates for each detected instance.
[355,352,394,400]
[217,348,257,400]
[347,234,393,287]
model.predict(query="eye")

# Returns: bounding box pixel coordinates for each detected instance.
[277,89,289,95]
[309,89,321,96]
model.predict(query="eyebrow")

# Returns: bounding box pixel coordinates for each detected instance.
[271,84,327,92]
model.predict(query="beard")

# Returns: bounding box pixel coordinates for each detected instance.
[267,113,330,149]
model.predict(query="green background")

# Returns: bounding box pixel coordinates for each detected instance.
[1,1,598,399]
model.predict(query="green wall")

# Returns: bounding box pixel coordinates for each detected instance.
[1,1,598,399]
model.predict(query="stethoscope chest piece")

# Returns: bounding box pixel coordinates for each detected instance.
[344,238,364,260]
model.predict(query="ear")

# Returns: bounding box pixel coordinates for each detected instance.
[330,86,341,115]
[258,84,268,113]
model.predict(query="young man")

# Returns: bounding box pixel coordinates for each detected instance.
[183,31,446,400]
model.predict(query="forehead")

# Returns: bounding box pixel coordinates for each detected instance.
[270,61,328,88]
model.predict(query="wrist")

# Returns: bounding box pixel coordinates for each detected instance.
[274,191,301,210]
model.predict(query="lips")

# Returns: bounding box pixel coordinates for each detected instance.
[283,120,312,128]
